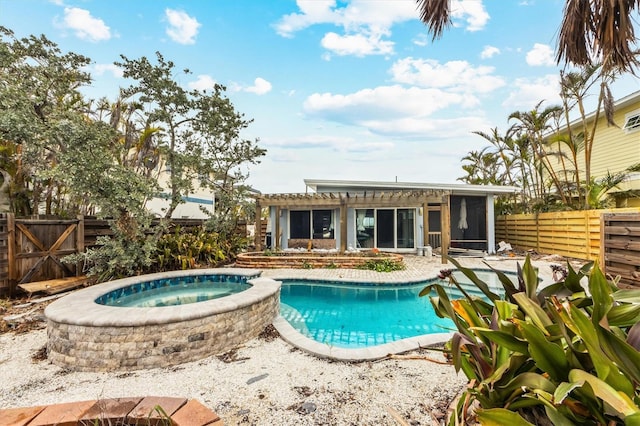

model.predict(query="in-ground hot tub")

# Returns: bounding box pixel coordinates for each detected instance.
[45,268,280,372]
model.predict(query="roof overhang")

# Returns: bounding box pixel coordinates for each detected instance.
[303,179,519,196]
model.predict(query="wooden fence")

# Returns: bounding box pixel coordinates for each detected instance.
[496,208,640,262]
[0,214,223,296]
[0,214,8,293]
[601,212,640,288]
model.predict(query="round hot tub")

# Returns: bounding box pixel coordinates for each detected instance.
[45,268,280,372]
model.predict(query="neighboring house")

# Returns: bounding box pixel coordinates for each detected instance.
[254,179,518,260]
[145,162,215,219]
[549,90,640,207]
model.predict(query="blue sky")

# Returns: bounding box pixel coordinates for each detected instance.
[1,0,639,194]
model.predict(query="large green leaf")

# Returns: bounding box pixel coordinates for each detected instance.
[513,292,553,331]
[476,408,535,425]
[613,289,640,304]
[497,372,556,395]
[568,369,640,419]
[446,256,501,302]
[518,321,569,381]
[473,328,529,355]
[588,263,614,326]
[566,304,635,396]
[607,303,640,327]
[597,327,640,386]
[520,256,539,299]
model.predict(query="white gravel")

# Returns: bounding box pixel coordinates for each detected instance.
[0,254,571,425]
[0,328,465,425]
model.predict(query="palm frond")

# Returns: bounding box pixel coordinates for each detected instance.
[416,0,452,40]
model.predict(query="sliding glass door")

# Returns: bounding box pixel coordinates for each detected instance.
[356,208,415,249]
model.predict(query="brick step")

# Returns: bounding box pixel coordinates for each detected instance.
[0,396,222,426]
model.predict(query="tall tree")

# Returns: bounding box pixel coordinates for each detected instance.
[115,52,265,221]
[509,102,568,206]
[0,26,92,215]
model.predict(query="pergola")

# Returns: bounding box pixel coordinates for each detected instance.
[254,189,451,263]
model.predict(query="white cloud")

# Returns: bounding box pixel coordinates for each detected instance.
[274,0,417,57]
[188,75,217,91]
[92,63,123,78]
[165,9,201,45]
[245,78,273,95]
[361,115,489,139]
[450,0,490,32]
[480,45,500,59]
[321,31,394,57]
[304,85,464,119]
[502,74,561,109]
[390,57,505,94]
[412,33,429,47]
[526,43,555,66]
[61,7,111,42]
[230,78,273,95]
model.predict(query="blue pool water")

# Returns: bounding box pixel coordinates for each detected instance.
[96,274,254,307]
[279,270,511,349]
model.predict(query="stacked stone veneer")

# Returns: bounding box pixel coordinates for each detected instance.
[45,271,280,372]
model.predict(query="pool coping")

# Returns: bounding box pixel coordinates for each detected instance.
[45,268,276,327]
[272,315,454,361]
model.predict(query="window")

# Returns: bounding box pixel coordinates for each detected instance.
[290,210,334,239]
[355,208,416,249]
[290,210,310,238]
[312,210,334,239]
[623,110,640,133]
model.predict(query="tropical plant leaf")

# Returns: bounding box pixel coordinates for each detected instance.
[473,328,529,355]
[568,369,640,419]
[476,408,535,425]
[518,321,569,381]
[446,256,500,301]
[512,293,553,331]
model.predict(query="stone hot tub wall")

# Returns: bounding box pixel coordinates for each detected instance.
[45,270,280,372]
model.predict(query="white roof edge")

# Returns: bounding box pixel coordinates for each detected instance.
[558,89,640,132]
[303,179,519,195]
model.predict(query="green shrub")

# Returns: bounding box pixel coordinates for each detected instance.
[357,258,405,272]
[155,226,240,270]
[421,256,640,425]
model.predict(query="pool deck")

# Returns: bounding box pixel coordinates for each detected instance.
[260,253,560,361]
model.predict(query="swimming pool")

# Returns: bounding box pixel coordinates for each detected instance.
[279,270,510,349]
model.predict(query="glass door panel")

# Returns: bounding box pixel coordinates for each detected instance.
[397,209,415,248]
[376,209,394,248]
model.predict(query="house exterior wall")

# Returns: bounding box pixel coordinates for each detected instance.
[145,163,217,219]
[548,92,640,206]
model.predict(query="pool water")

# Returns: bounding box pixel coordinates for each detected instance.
[279,270,511,349]
[96,274,254,307]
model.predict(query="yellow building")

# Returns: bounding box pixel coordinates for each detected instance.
[549,90,640,207]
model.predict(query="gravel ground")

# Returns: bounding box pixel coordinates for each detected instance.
[0,328,465,425]
[0,253,574,425]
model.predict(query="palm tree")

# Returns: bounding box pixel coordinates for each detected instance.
[509,102,569,206]
[416,0,640,74]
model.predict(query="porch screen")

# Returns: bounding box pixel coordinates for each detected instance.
[290,210,311,238]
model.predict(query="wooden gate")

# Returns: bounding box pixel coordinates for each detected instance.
[601,212,640,288]
[12,217,84,289]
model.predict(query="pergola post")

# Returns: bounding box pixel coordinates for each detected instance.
[274,207,281,250]
[254,200,262,251]
[339,199,347,253]
[440,194,450,264]
[422,200,429,248]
